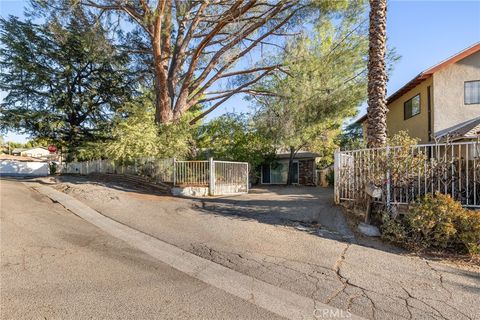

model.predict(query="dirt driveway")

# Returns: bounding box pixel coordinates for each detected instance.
[198,186,355,242]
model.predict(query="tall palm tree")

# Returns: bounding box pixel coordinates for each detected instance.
[366,0,388,148]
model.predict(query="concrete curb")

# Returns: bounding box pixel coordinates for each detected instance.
[29,183,365,320]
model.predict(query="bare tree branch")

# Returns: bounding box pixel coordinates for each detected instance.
[75,0,306,123]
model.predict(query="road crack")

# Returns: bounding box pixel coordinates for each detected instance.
[325,243,351,304]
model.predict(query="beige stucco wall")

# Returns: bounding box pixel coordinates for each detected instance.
[386,77,433,143]
[433,51,480,134]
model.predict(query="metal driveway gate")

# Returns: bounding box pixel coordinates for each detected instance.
[211,160,249,196]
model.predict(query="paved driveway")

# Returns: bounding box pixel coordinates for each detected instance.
[199,186,355,241]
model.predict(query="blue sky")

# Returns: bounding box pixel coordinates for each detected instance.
[1,0,479,142]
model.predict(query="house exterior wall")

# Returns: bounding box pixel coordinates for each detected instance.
[432,51,480,134]
[385,77,433,143]
[299,159,315,186]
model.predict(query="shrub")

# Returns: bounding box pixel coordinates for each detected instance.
[454,209,480,255]
[48,162,57,175]
[381,193,480,255]
[381,212,409,245]
[325,168,335,186]
[408,193,460,249]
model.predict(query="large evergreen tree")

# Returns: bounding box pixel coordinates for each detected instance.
[0,10,133,160]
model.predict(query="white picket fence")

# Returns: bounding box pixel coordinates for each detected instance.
[60,157,249,196]
[334,141,480,208]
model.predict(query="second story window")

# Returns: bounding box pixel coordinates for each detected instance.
[404,94,420,120]
[465,80,480,104]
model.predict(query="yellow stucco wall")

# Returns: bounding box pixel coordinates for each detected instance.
[386,77,433,143]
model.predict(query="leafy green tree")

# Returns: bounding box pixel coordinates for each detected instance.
[0,136,5,154]
[104,93,195,163]
[254,4,369,184]
[338,122,365,151]
[24,137,50,148]
[0,11,133,161]
[195,113,274,175]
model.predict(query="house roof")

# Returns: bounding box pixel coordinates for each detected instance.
[23,146,49,151]
[276,151,320,160]
[356,42,480,124]
[435,117,480,141]
[0,154,45,162]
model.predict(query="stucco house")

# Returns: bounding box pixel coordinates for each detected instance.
[357,42,480,142]
[260,151,319,186]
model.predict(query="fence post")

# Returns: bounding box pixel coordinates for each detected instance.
[333,148,340,204]
[246,163,249,193]
[386,146,391,210]
[209,157,215,196]
[173,158,176,186]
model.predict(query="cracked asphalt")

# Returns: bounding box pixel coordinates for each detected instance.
[13,176,480,319]
[1,179,280,319]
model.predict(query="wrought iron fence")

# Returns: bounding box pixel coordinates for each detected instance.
[174,160,210,186]
[334,141,480,208]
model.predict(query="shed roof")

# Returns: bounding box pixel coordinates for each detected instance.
[276,151,320,160]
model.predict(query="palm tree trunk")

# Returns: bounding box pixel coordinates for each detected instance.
[367,0,388,148]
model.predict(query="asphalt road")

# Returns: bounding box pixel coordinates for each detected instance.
[0,179,280,319]
[42,175,480,320]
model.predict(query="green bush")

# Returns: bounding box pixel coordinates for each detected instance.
[48,162,57,175]
[381,193,480,255]
[455,209,480,255]
[325,168,335,187]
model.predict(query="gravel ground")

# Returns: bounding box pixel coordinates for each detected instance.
[30,175,480,320]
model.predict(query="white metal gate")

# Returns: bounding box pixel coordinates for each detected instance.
[211,160,249,195]
[173,159,249,195]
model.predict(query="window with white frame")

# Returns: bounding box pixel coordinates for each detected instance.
[465,80,480,104]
